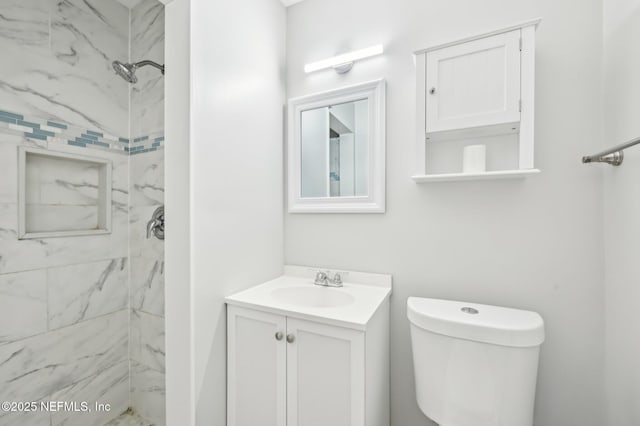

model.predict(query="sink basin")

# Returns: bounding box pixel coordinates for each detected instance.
[225,267,392,329]
[271,286,355,308]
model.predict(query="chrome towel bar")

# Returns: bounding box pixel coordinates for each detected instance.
[582,135,640,166]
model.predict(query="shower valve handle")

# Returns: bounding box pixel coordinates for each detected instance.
[146,206,165,240]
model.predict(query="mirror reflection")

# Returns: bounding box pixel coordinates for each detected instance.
[300,99,369,198]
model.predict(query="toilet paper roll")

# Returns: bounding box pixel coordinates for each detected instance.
[463,144,486,173]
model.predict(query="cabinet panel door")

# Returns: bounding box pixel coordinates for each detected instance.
[227,306,286,426]
[426,29,521,133]
[286,318,365,426]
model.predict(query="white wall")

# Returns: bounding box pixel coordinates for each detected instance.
[164,0,194,423]
[301,107,329,197]
[189,0,286,424]
[286,1,606,425]
[602,0,640,424]
[165,0,285,421]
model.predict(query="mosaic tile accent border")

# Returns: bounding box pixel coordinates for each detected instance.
[128,135,165,156]
[0,109,163,156]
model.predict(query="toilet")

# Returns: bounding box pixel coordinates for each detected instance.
[407,297,545,426]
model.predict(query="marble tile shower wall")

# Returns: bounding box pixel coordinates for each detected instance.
[0,0,165,425]
[128,1,166,425]
[131,0,165,138]
[0,0,164,156]
[0,0,129,138]
[129,151,166,426]
[0,0,131,421]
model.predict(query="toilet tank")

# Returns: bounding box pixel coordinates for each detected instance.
[407,297,545,426]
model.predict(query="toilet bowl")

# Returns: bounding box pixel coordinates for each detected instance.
[407,297,545,426]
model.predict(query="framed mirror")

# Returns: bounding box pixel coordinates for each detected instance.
[288,79,386,213]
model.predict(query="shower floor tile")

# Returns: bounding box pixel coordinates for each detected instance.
[104,412,155,426]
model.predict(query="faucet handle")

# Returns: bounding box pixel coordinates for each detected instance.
[332,272,343,286]
[314,271,328,285]
[146,218,159,238]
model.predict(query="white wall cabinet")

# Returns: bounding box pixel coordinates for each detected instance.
[413,19,541,182]
[227,305,389,426]
[425,29,521,134]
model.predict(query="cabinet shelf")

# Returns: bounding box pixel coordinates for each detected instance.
[426,122,520,142]
[412,169,540,183]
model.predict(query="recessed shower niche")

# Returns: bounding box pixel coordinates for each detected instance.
[18,147,112,239]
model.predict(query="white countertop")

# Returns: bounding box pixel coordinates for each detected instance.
[225,266,392,331]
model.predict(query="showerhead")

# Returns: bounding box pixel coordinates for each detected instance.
[112,59,165,84]
[112,60,137,83]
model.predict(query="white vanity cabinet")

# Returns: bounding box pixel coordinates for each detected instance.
[227,307,287,426]
[285,318,365,426]
[227,305,389,426]
[226,267,391,426]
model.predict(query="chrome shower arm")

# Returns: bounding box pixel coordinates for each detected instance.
[134,60,165,75]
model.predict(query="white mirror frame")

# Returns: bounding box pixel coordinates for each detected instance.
[287,79,386,213]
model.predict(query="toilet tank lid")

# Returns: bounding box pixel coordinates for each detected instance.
[407,297,545,347]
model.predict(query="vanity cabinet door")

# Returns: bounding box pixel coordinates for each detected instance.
[285,318,365,426]
[426,29,521,134]
[227,306,287,426]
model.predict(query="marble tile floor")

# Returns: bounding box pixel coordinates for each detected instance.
[104,410,154,426]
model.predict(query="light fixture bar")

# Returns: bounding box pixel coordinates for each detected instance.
[304,44,384,74]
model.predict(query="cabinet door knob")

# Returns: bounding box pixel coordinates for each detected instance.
[286,334,295,343]
[429,87,436,95]
[275,331,284,341]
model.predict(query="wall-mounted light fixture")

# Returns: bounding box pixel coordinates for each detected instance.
[304,44,384,74]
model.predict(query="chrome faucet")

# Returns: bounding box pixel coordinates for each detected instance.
[146,206,165,240]
[314,270,343,287]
